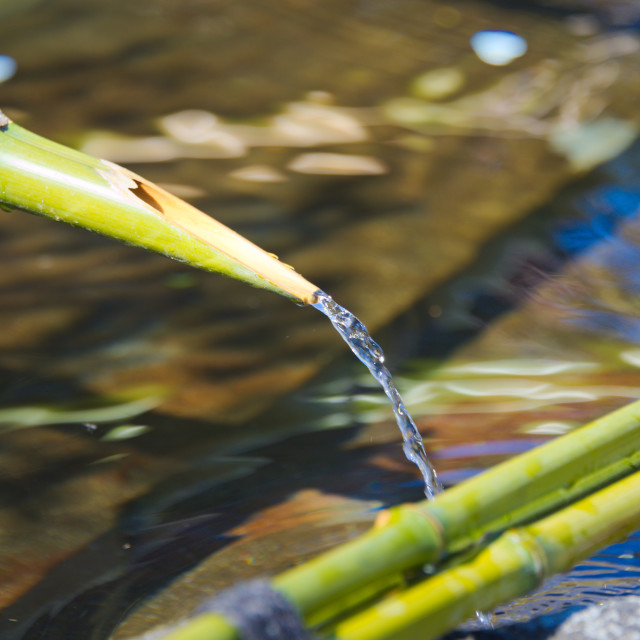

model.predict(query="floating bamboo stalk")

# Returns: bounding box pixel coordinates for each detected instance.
[0,110,318,304]
[139,397,640,640]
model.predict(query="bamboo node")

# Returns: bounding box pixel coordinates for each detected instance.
[506,529,548,583]
[406,504,447,557]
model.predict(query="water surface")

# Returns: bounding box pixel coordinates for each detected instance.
[2,1,640,639]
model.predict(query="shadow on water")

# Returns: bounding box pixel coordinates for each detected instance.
[382,138,640,366]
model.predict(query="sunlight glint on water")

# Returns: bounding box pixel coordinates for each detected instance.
[475,609,495,629]
[313,290,441,499]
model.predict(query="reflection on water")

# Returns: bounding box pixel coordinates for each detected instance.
[82,99,375,166]
[3,1,640,639]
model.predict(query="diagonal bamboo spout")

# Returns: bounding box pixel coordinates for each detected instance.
[0,110,319,304]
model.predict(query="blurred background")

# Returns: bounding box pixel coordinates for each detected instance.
[3,1,640,638]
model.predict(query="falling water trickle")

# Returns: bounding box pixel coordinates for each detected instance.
[313,290,441,500]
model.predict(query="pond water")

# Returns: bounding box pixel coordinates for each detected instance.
[3,1,640,639]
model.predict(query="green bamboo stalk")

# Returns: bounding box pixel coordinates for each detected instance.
[273,397,640,621]
[0,111,318,303]
[332,468,640,640]
[136,398,640,640]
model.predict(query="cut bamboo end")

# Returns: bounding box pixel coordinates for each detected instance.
[0,114,320,304]
[98,161,320,304]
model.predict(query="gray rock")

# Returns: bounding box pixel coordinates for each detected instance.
[550,596,640,640]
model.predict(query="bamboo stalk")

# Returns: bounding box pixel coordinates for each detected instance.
[274,397,640,621]
[333,469,640,640]
[0,111,318,303]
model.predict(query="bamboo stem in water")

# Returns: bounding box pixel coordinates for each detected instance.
[333,468,640,640]
[275,397,640,621]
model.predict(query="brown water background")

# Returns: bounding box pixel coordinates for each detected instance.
[3,1,640,638]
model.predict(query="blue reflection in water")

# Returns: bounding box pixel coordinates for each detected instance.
[554,186,640,254]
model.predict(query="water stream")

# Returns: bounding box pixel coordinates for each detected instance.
[313,290,441,500]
